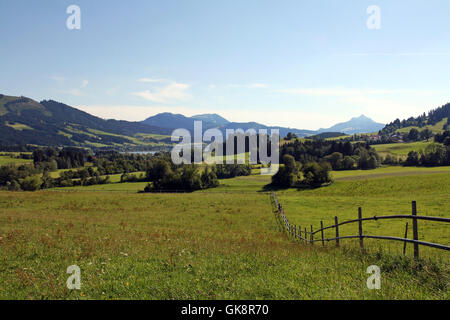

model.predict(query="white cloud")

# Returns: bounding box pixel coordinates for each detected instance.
[65,79,89,96]
[228,83,268,89]
[248,83,268,88]
[66,89,83,96]
[138,78,167,83]
[50,75,65,82]
[132,82,191,103]
[336,52,450,57]
[81,80,89,88]
[276,88,435,96]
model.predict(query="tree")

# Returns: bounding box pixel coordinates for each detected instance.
[301,161,332,187]
[444,137,450,146]
[408,128,419,141]
[271,154,298,188]
[342,156,356,170]
[41,170,54,189]
[405,151,420,166]
[324,152,343,170]
[201,166,219,188]
[420,128,433,141]
[283,154,296,172]
[285,132,297,140]
[20,176,42,191]
[146,159,172,181]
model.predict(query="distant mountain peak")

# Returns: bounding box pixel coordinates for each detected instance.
[318,115,385,135]
[351,114,372,121]
[191,113,230,125]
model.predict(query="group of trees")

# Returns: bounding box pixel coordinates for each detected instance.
[271,154,332,188]
[33,147,87,169]
[0,164,43,191]
[280,139,381,170]
[144,163,219,192]
[406,128,433,142]
[284,132,298,140]
[214,164,252,179]
[405,144,450,167]
[0,164,113,191]
[0,145,256,192]
[143,158,251,192]
[434,130,450,146]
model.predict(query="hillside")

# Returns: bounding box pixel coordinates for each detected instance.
[380,103,450,135]
[0,94,171,149]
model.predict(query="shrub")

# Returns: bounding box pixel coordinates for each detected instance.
[20,176,42,191]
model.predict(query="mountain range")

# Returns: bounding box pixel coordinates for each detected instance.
[141,112,317,137]
[0,93,386,149]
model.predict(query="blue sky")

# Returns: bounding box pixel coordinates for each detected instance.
[1,0,450,129]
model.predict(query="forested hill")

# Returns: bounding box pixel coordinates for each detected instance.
[380,103,450,135]
[0,94,170,147]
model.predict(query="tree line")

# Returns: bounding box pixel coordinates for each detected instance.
[0,147,252,192]
[280,139,382,171]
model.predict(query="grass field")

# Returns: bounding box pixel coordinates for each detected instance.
[277,173,450,258]
[396,118,448,134]
[331,165,450,180]
[0,155,33,166]
[4,122,33,131]
[373,141,436,158]
[0,166,448,299]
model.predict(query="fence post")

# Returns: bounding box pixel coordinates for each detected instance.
[403,222,408,255]
[335,216,340,247]
[412,201,419,259]
[358,207,364,251]
[294,225,297,240]
[320,220,325,246]
[304,227,307,243]
[310,225,314,245]
[298,225,301,241]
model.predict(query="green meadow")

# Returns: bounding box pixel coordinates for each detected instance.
[373,141,436,158]
[0,165,448,299]
[0,155,33,166]
[395,118,448,134]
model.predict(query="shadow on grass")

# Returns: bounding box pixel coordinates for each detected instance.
[259,181,334,192]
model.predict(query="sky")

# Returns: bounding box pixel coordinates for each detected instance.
[1,0,450,130]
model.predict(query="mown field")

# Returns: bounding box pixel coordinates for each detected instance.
[0,166,449,299]
[0,155,33,166]
[373,141,436,158]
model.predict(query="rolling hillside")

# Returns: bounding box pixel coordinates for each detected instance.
[380,103,449,135]
[0,94,171,149]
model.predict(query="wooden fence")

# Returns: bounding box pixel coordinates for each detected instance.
[272,192,450,259]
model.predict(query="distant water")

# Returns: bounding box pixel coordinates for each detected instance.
[120,151,158,155]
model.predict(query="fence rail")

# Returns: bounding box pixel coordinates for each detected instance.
[271,192,450,259]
